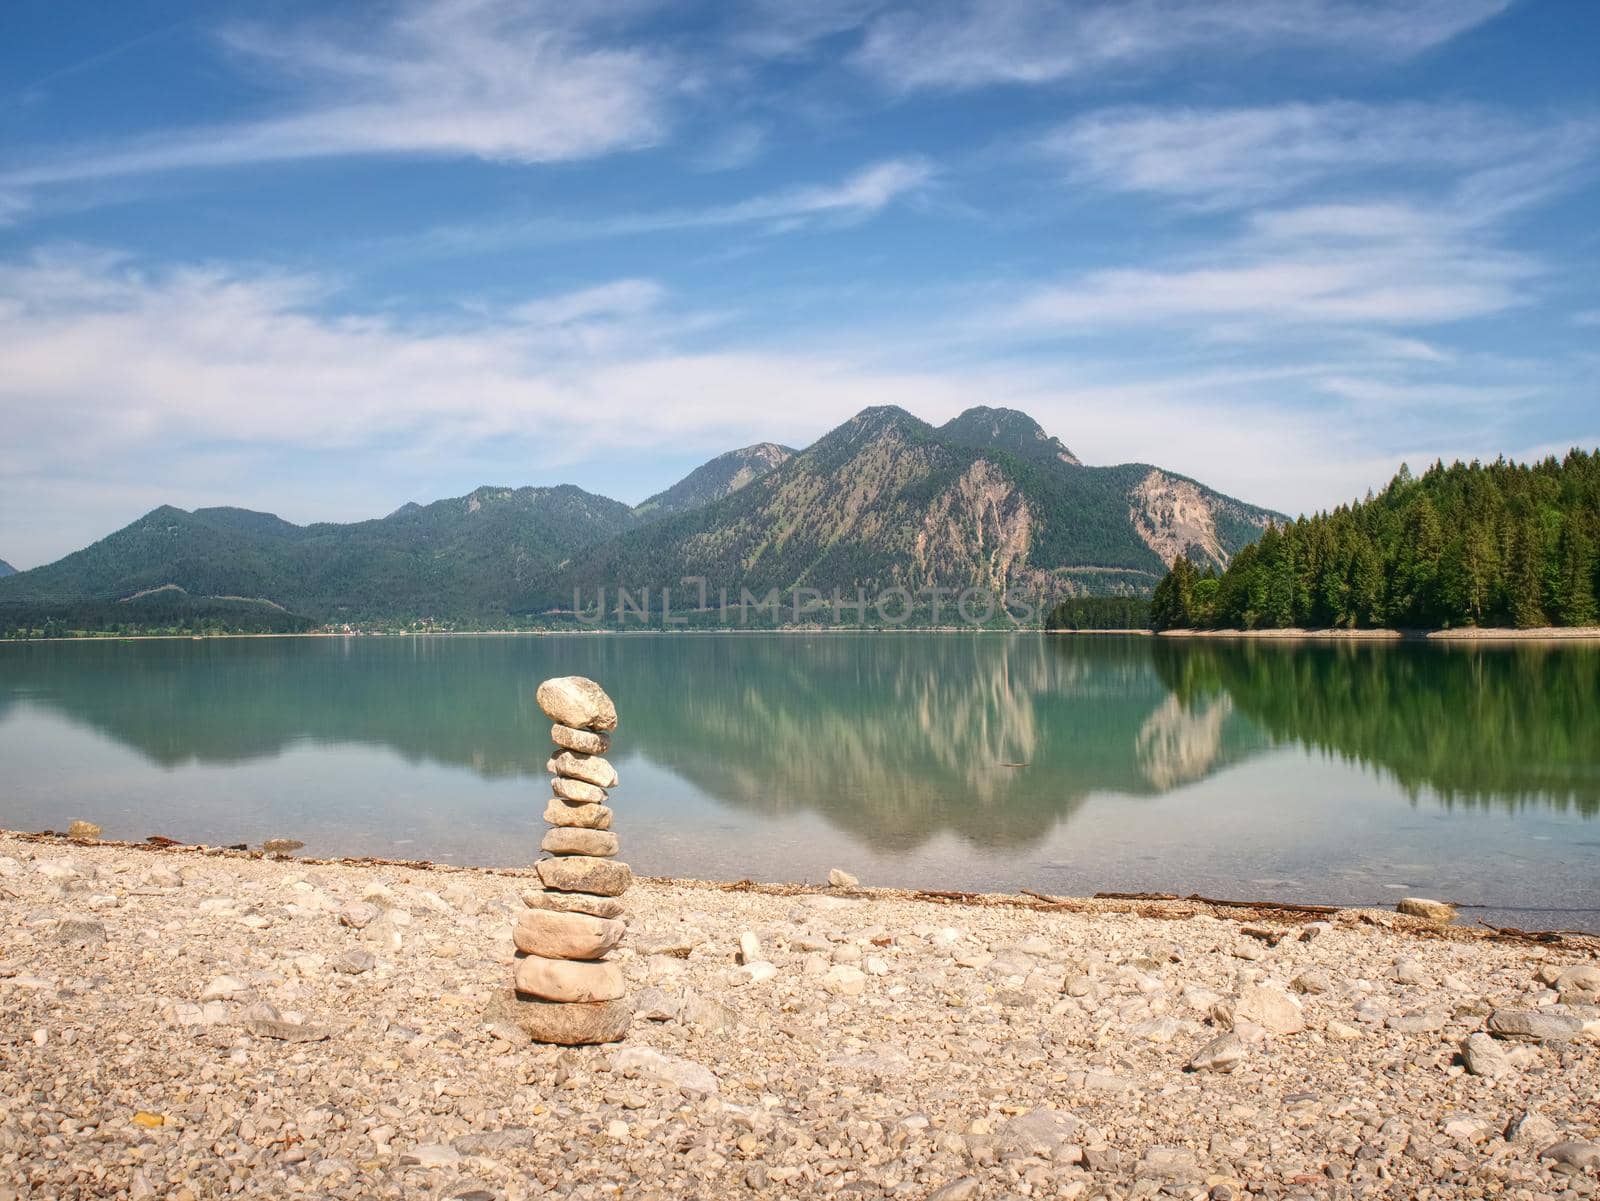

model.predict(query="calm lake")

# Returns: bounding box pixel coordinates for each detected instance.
[1,634,1596,930]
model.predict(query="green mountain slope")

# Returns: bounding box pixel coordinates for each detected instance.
[634,443,794,520]
[938,405,1080,466]
[0,485,634,623]
[543,405,1278,614]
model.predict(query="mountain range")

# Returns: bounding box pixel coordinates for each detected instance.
[0,559,15,578]
[0,406,1281,627]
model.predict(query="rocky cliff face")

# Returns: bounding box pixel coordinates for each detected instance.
[1129,469,1274,572]
[914,459,1034,593]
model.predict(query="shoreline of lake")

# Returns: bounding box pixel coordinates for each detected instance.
[1155,626,1600,642]
[8,623,1600,643]
[5,829,1598,1199]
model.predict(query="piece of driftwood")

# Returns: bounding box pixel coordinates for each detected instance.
[1021,888,1070,904]
[915,889,980,901]
[1474,918,1599,947]
[1240,923,1289,944]
[1184,893,1341,916]
[1094,890,1180,901]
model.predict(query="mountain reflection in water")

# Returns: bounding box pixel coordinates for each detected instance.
[2,634,1594,851]
[6,633,1593,927]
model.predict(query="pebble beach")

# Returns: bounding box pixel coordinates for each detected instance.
[3,830,1598,1201]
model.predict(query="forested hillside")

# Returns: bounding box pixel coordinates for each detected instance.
[1151,451,1600,630]
[0,486,634,625]
[1044,596,1152,630]
[633,443,793,520]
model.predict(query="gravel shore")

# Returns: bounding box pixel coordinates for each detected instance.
[3,830,1598,1201]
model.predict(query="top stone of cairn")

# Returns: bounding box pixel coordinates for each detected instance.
[536,676,618,732]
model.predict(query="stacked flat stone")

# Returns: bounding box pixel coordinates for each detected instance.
[498,676,633,1045]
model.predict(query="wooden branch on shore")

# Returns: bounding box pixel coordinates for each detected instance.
[1184,893,1341,915]
[1474,918,1600,948]
[915,888,980,901]
[1090,889,1339,915]
[1021,888,1071,904]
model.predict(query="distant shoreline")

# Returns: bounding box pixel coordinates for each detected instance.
[6,624,1600,644]
[3,626,1044,643]
[1155,626,1600,642]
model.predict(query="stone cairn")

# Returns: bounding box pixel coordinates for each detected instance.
[492,675,633,1045]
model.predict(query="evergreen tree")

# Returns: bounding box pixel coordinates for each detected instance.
[1394,494,1442,624]
[1350,534,1385,627]
[1555,519,1598,626]
[1150,556,1198,630]
[1508,516,1549,628]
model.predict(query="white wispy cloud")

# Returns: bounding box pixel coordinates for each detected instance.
[421,156,936,250]
[1043,102,1589,210]
[2,0,674,192]
[509,279,667,327]
[1008,204,1537,331]
[0,249,983,505]
[697,158,934,227]
[853,0,1512,91]
[1008,95,1598,342]
[725,0,889,59]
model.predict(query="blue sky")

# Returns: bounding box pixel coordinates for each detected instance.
[1,0,1597,567]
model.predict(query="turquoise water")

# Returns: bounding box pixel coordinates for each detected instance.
[1,634,1596,929]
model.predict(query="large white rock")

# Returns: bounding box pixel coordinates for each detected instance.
[822,965,867,997]
[1397,897,1456,923]
[1461,1032,1508,1077]
[1235,983,1304,1035]
[514,954,625,1002]
[1488,1008,1583,1043]
[1556,964,1600,994]
[514,908,625,960]
[737,931,762,965]
[536,677,618,732]
[613,1047,719,1095]
[548,750,619,789]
